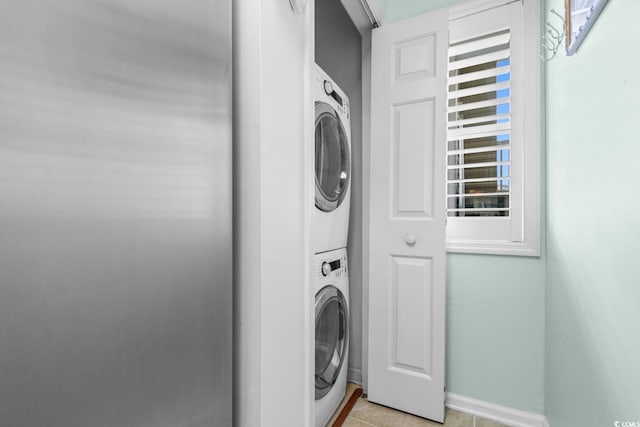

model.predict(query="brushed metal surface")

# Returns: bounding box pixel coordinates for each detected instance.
[0,1,232,426]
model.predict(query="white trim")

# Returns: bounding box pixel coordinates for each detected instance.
[305,1,317,425]
[347,367,363,385]
[233,0,314,425]
[520,0,542,257]
[361,0,385,27]
[450,0,520,21]
[447,239,539,256]
[446,393,548,427]
[340,0,375,35]
[360,29,372,396]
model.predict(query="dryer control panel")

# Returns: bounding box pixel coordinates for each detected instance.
[319,74,350,120]
[323,81,349,119]
[317,252,348,279]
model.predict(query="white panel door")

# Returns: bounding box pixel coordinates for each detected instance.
[368,7,447,423]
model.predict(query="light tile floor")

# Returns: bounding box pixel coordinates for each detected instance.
[337,386,510,427]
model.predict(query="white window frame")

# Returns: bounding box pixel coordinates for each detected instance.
[445,0,541,257]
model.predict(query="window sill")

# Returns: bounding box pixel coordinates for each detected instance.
[446,239,540,257]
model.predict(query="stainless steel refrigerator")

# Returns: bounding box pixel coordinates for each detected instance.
[0,1,232,425]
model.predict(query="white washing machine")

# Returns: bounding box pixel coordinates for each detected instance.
[314,248,349,427]
[314,64,351,255]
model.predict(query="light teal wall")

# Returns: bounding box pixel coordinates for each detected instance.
[545,1,640,425]
[447,254,545,413]
[379,0,466,23]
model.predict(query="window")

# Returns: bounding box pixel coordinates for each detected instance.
[446,0,540,256]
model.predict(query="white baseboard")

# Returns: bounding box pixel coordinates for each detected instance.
[445,393,548,427]
[347,367,363,385]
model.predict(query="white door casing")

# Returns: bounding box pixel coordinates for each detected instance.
[368,7,447,423]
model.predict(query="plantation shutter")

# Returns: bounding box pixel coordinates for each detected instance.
[446,0,541,256]
[447,25,512,217]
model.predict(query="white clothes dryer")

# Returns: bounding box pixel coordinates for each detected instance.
[314,247,349,427]
[314,65,351,254]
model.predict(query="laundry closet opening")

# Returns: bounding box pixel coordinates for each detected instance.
[315,0,364,389]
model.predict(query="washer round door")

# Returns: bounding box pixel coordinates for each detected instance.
[315,102,350,212]
[315,285,349,400]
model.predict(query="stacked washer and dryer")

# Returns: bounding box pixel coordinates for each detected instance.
[313,65,352,427]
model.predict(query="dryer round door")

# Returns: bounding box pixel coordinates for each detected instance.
[315,102,350,212]
[315,285,349,400]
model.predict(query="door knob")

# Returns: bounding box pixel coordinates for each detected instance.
[405,234,416,246]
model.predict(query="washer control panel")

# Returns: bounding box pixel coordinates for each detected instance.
[317,252,348,279]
